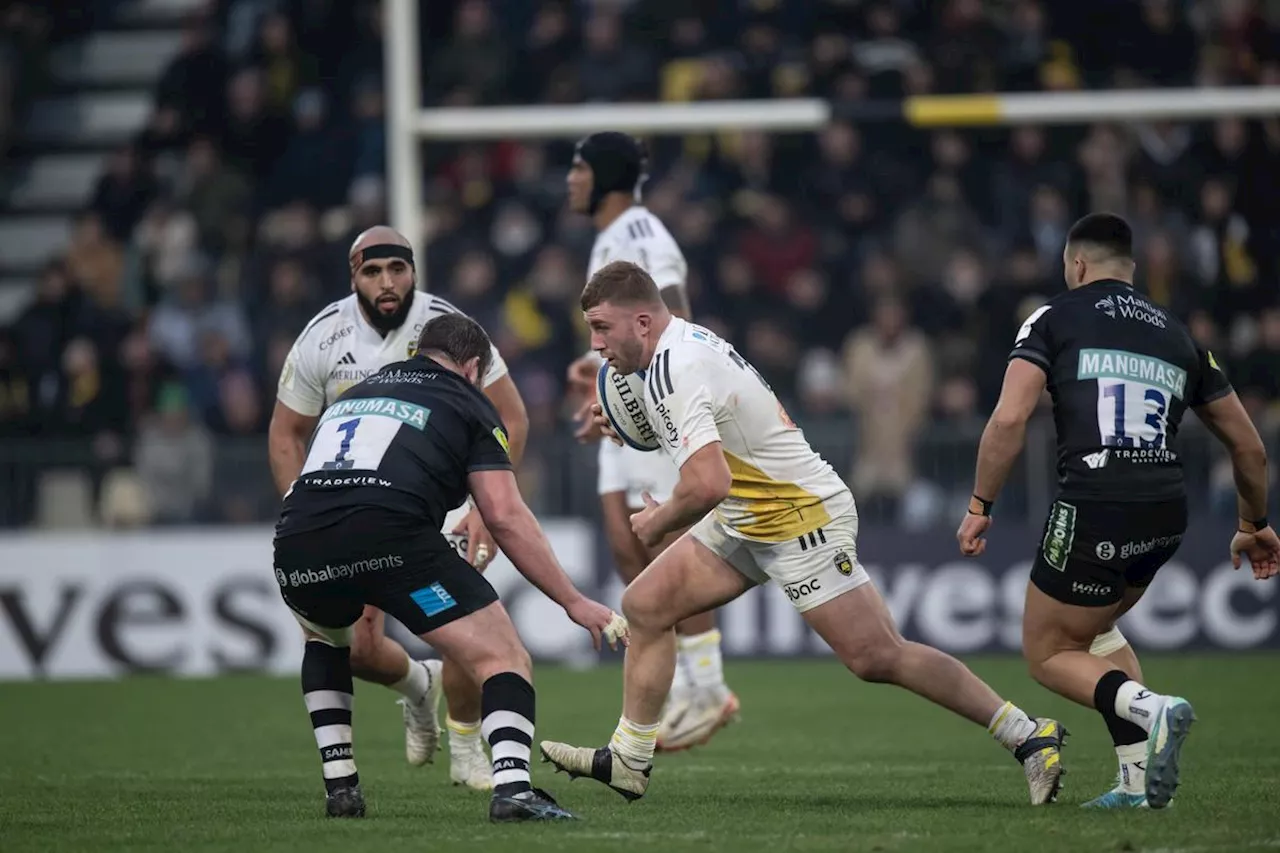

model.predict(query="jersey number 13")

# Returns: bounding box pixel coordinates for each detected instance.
[1096,381,1169,449]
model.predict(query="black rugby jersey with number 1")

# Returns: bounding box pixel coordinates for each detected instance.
[276,356,512,538]
[1009,279,1232,502]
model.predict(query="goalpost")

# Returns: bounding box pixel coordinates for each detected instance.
[385,0,1278,518]
[386,0,1280,258]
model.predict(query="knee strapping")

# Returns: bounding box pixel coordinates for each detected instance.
[1089,626,1129,657]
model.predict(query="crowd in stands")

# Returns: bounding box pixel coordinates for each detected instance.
[1,0,1278,527]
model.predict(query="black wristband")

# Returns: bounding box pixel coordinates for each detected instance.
[1240,517,1269,534]
[969,495,993,517]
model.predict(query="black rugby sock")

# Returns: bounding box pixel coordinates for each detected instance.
[481,672,536,798]
[1093,668,1146,746]
[302,640,359,793]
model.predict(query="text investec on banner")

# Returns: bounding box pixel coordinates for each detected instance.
[0,521,1275,680]
[0,523,595,680]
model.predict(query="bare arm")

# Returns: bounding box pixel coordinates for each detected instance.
[660,285,692,320]
[971,359,1046,506]
[646,442,732,537]
[1194,391,1270,523]
[483,374,529,465]
[268,400,318,496]
[468,468,586,609]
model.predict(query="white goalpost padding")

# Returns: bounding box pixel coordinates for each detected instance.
[385,0,1280,259]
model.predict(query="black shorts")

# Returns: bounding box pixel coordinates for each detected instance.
[1030,497,1188,607]
[273,508,499,636]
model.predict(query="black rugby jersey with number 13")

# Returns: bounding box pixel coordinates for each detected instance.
[1009,279,1232,502]
[276,356,512,538]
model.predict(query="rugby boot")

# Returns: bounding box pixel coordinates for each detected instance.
[1145,697,1195,809]
[489,787,578,822]
[540,741,651,801]
[1014,717,1068,805]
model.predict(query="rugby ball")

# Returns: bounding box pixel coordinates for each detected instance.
[596,362,660,452]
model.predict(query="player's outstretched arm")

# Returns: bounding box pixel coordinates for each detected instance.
[468,469,626,648]
[268,400,319,496]
[971,359,1046,506]
[1194,391,1270,524]
[959,360,1046,556]
[1193,392,1279,578]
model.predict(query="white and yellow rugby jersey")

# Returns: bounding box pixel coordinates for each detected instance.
[643,318,854,542]
[588,205,687,289]
[277,292,509,417]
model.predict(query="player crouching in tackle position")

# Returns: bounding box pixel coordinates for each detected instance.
[540,261,1067,805]
[273,314,628,821]
[958,213,1280,809]
[271,225,532,791]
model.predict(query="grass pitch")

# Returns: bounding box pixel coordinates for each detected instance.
[4,656,1279,852]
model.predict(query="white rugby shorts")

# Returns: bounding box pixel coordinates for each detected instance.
[597,439,678,507]
[691,510,870,612]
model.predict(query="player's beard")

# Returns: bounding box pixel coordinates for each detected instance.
[617,336,645,374]
[358,287,416,333]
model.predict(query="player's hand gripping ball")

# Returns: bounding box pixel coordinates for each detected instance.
[595,362,660,452]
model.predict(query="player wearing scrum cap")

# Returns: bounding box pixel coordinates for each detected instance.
[564,132,740,752]
[269,226,530,791]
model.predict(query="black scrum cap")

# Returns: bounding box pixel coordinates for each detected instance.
[574,131,648,214]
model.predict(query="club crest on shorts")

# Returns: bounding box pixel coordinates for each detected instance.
[833,550,853,576]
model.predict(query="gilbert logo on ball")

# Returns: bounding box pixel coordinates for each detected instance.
[596,362,660,451]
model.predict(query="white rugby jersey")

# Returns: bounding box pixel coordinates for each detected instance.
[277,292,509,417]
[588,205,687,288]
[643,318,853,542]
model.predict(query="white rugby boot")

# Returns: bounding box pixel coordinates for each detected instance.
[398,659,443,766]
[450,733,494,791]
[656,687,740,752]
[540,741,651,801]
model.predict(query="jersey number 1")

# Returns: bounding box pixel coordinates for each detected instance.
[322,418,361,470]
[1099,382,1167,449]
[301,414,401,476]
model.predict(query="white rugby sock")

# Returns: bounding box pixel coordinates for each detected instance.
[1115,681,1166,734]
[987,701,1038,752]
[447,716,484,752]
[678,629,727,693]
[391,657,431,705]
[669,648,693,695]
[1116,741,1147,795]
[610,716,659,767]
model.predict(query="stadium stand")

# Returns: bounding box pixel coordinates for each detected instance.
[0,0,1276,529]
